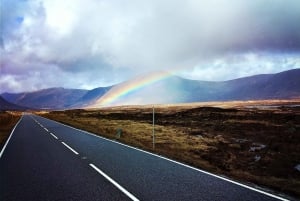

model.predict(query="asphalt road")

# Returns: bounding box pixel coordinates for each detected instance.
[0,114,290,201]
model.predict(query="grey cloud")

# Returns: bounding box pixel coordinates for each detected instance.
[1,0,300,93]
[6,0,300,67]
[179,52,300,81]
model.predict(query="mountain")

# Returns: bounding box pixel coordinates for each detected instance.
[1,69,299,109]
[176,68,300,102]
[1,88,88,110]
[87,68,300,107]
[0,96,29,111]
[70,86,112,108]
[224,68,300,100]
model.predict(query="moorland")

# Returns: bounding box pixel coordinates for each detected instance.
[39,100,300,198]
[0,112,22,148]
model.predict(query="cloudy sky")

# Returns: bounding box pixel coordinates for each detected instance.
[1,0,300,93]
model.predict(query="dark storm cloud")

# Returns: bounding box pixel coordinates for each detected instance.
[1,0,300,93]
[230,1,300,52]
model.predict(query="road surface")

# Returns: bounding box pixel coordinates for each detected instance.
[0,114,289,201]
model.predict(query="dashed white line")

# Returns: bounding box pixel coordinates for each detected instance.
[44,128,49,132]
[89,163,139,201]
[49,132,58,139]
[61,142,79,155]
[35,115,288,201]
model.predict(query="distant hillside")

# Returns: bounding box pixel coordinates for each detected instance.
[178,68,300,102]
[88,68,300,107]
[71,86,112,108]
[224,68,300,100]
[1,88,88,109]
[0,96,29,111]
[1,69,299,109]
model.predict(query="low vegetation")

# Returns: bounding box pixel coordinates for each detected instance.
[40,101,300,198]
[0,111,22,149]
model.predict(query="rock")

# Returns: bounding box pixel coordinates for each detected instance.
[254,155,261,162]
[229,143,241,149]
[249,143,266,152]
[295,164,300,172]
[234,138,249,143]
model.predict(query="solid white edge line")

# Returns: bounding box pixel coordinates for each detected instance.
[49,132,58,139]
[89,163,139,201]
[36,115,289,201]
[61,141,79,155]
[0,115,23,158]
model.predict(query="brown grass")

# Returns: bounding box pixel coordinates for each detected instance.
[0,111,22,148]
[40,100,300,199]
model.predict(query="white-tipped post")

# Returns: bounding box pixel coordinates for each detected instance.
[152,105,155,149]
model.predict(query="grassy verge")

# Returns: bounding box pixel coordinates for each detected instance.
[0,111,22,149]
[40,105,300,199]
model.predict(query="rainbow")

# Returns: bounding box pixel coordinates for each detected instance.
[89,71,173,107]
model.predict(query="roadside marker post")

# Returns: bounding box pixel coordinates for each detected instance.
[116,128,122,139]
[153,105,155,149]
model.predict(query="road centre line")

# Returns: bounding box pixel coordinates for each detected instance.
[32,117,137,200]
[61,142,79,155]
[89,163,139,201]
[49,132,58,139]
[36,115,288,201]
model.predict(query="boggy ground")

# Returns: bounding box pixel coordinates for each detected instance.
[41,101,300,198]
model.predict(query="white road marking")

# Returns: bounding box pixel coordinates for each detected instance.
[44,128,49,132]
[61,142,79,155]
[0,116,23,158]
[88,136,289,201]
[49,132,58,139]
[36,115,289,201]
[89,163,139,201]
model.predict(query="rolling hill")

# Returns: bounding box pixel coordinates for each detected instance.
[87,68,300,107]
[70,86,112,108]
[1,69,299,109]
[0,96,29,111]
[1,88,88,110]
[174,68,300,102]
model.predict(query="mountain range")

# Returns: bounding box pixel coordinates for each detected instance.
[1,69,299,110]
[1,87,87,110]
[0,96,29,111]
